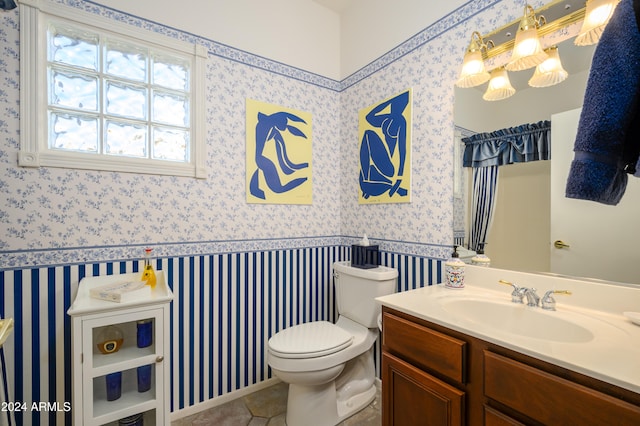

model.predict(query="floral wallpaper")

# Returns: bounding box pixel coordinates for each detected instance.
[0,0,544,268]
[0,1,343,269]
[340,0,547,258]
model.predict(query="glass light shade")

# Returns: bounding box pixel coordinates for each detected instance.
[506,27,548,71]
[575,0,620,46]
[528,47,569,88]
[456,49,490,88]
[483,68,515,101]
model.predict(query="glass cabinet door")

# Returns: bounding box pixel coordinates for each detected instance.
[81,307,165,425]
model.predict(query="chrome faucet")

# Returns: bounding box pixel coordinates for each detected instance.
[500,280,572,309]
[524,288,540,307]
[498,280,527,304]
[541,290,572,311]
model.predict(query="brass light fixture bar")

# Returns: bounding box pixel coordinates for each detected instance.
[481,0,587,60]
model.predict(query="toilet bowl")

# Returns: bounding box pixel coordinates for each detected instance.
[267,261,398,426]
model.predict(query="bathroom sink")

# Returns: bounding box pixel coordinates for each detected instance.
[440,298,594,343]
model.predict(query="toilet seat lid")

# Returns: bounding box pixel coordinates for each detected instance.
[269,321,353,359]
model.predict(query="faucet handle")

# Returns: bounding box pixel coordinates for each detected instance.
[498,280,526,304]
[523,288,541,307]
[541,290,572,311]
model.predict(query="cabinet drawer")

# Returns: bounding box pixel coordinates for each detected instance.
[484,406,525,426]
[383,312,466,383]
[383,352,465,426]
[484,351,640,425]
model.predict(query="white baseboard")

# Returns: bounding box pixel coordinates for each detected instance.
[170,376,381,421]
[169,377,282,422]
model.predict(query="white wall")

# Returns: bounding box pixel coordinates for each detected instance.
[94,0,343,79]
[338,0,468,78]
[94,0,471,80]
[487,161,551,272]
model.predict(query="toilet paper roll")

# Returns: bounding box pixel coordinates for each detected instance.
[377,313,383,331]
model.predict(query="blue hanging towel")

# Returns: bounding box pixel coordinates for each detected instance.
[565,0,640,205]
[0,0,16,11]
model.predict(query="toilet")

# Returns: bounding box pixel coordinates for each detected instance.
[267,261,398,426]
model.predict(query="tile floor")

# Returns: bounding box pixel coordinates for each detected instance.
[172,381,381,426]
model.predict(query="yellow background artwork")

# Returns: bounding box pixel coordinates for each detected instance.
[246,99,313,204]
[358,89,412,204]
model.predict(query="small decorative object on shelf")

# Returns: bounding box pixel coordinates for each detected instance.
[90,280,150,303]
[137,365,152,392]
[137,320,153,348]
[105,371,122,401]
[141,247,157,288]
[96,326,124,354]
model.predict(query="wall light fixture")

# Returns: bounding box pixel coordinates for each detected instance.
[506,5,548,71]
[483,67,516,101]
[575,0,620,45]
[528,46,569,87]
[456,0,599,101]
[456,31,494,88]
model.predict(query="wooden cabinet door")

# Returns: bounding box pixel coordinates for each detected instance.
[484,351,640,425]
[484,406,525,426]
[382,352,464,426]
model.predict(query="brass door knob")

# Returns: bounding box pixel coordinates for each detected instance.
[156,355,164,363]
[553,240,570,249]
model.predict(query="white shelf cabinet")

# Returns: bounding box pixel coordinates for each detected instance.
[68,272,173,426]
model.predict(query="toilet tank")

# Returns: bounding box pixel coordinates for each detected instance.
[333,261,398,328]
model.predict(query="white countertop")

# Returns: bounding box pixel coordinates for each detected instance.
[67,271,174,316]
[376,265,640,394]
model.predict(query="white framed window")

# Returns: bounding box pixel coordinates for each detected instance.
[19,0,207,178]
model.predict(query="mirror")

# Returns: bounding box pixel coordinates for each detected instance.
[454,35,640,285]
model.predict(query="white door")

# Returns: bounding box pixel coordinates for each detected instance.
[550,109,640,284]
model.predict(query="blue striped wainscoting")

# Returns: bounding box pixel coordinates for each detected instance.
[0,244,442,425]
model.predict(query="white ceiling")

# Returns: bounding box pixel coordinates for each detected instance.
[312,0,354,14]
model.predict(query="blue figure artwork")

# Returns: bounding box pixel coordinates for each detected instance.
[249,111,310,200]
[359,90,410,201]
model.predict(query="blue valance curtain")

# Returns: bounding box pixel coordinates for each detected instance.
[461,121,549,252]
[462,120,551,168]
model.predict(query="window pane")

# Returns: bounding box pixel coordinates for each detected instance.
[106,81,147,119]
[106,40,147,82]
[50,69,98,111]
[153,126,188,161]
[105,120,147,157]
[153,91,188,126]
[50,112,98,152]
[49,25,98,71]
[36,15,200,175]
[153,55,189,90]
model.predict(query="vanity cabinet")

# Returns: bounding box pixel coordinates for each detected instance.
[381,307,640,426]
[382,352,464,425]
[68,272,173,426]
[382,311,466,425]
